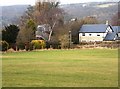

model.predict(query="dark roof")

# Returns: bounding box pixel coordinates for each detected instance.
[104,26,120,41]
[79,24,108,33]
[112,26,120,40]
[112,26,120,33]
[119,27,120,33]
[104,32,116,41]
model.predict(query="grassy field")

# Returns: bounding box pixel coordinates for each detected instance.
[2,49,118,87]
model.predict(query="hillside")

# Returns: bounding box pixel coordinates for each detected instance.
[0,2,118,28]
[0,5,29,28]
[61,2,118,22]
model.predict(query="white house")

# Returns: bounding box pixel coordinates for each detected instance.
[36,24,51,40]
[79,24,116,42]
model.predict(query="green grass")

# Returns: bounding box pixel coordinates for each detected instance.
[2,49,118,87]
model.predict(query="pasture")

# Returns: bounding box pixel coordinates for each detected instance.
[2,49,118,87]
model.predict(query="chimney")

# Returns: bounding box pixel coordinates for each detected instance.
[106,20,109,25]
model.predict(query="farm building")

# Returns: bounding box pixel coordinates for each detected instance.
[36,24,51,41]
[79,24,120,42]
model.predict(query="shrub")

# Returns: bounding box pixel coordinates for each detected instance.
[25,42,30,51]
[31,40,46,49]
[0,41,9,51]
[17,42,25,50]
[46,41,50,49]
[59,35,69,49]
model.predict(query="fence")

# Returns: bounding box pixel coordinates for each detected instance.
[75,41,120,49]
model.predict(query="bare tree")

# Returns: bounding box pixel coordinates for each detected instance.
[35,0,64,41]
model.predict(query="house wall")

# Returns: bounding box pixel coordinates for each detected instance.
[118,33,120,37]
[79,33,107,42]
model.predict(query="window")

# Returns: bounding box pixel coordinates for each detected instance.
[89,34,92,36]
[82,33,85,36]
[97,34,100,36]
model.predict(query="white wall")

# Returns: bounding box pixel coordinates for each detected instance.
[79,33,107,42]
[118,33,120,37]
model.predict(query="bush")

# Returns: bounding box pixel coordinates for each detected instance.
[17,42,25,50]
[59,35,69,49]
[31,40,46,49]
[48,40,61,49]
[0,41,9,51]
[46,41,50,49]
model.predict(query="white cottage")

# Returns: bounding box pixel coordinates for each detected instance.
[79,24,114,42]
[36,24,51,40]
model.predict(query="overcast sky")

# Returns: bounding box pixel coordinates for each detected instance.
[0,0,119,6]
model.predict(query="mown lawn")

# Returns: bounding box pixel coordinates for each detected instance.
[2,49,118,87]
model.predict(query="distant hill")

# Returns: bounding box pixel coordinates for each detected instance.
[61,2,118,23]
[0,5,29,28]
[0,2,118,29]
